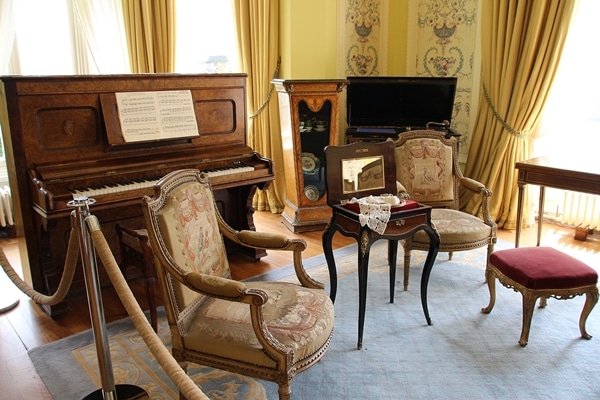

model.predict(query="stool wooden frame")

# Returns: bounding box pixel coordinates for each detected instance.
[115,224,158,332]
[482,263,599,347]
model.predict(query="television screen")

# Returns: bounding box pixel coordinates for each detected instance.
[346,76,457,129]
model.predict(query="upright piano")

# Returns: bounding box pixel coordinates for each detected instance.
[0,74,274,316]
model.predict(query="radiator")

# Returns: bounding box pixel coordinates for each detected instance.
[0,185,14,228]
[560,191,600,230]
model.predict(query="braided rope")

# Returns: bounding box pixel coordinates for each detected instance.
[88,216,209,400]
[482,82,529,138]
[0,227,79,305]
[249,57,281,119]
[0,218,209,399]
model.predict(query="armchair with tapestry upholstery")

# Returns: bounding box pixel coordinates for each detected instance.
[393,130,497,290]
[141,169,334,400]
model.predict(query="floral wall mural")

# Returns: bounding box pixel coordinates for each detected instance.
[341,0,388,76]
[341,0,389,76]
[338,0,389,135]
[408,0,479,162]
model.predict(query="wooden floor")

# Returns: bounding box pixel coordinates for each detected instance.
[1,210,598,399]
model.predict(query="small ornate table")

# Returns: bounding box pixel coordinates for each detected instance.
[515,156,600,247]
[322,202,439,349]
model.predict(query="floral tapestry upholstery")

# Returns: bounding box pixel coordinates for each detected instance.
[185,281,334,369]
[396,137,454,203]
[156,181,231,309]
[412,208,493,245]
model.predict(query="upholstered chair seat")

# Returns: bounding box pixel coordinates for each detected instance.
[183,281,333,367]
[411,208,493,246]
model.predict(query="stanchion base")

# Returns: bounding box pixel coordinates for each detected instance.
[0,298,19,313]
[82,384,148,400]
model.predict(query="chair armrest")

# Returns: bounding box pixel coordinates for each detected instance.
[216,215,323,289]
[237,230,306,252]
[185,272,250,300]
[459,177,497,230]
[185,272,277,307]
[460,176,494,198]
[216,213,305,251]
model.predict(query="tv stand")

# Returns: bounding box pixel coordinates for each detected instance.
[345,125,460,143]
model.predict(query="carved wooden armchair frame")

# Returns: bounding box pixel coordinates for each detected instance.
[142,169,334,400]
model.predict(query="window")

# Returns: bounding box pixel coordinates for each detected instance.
[174,0,240,73]
[9,0,239,75]
[535,0,600,224]
[13,0,73,75]
[536,0,600,157]
[11,0,130,75]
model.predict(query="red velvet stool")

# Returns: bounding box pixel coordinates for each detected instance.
[481,247,598,346]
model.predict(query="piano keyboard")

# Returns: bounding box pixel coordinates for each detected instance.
[70,164,255,199]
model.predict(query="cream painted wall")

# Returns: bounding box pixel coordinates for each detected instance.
[279,0,340,79]
[387,0,409,76]
[279,0,410,79]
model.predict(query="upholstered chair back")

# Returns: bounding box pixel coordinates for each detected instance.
[144,172,230,317]
[395,131,460,209]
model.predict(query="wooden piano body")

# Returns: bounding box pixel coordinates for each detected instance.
[0,73,273,316]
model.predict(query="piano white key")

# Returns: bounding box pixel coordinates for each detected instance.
[69,164,255,199]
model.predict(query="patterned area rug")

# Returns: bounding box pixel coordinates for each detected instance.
[29,241,600,399]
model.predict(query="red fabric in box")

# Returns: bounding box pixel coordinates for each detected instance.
[490,247,597,290]
[343,200,420,214]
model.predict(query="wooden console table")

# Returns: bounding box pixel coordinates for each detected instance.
[515,156,600,247]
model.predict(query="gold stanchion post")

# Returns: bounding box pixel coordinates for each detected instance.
[69,196,147,400]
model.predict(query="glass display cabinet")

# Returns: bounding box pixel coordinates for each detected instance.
[273,79,347,232]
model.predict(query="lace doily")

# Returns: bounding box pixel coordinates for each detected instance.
[348,195,401,234]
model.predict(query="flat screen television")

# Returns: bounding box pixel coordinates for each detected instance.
[346,76,457,129]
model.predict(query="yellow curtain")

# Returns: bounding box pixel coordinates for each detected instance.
[121,0,175,73]
[462,0,577,229]
[233,0,285,213]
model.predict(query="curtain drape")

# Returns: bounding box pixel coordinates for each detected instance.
[462,0,577,230]
[121,0,175,73]
[233,0,285,213]
[69,0,130,74]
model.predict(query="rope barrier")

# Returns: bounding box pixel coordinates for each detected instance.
[0,225,79,306]
[0,213,209,400]
[87,215,209,400]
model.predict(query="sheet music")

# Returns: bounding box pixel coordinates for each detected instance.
[116,90,200,142]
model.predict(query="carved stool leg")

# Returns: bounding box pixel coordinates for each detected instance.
[520,292,538,347]
[481,268,496,314]
[580,288,599,340]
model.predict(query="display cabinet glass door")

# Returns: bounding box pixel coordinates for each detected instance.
[299,100,331,202]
